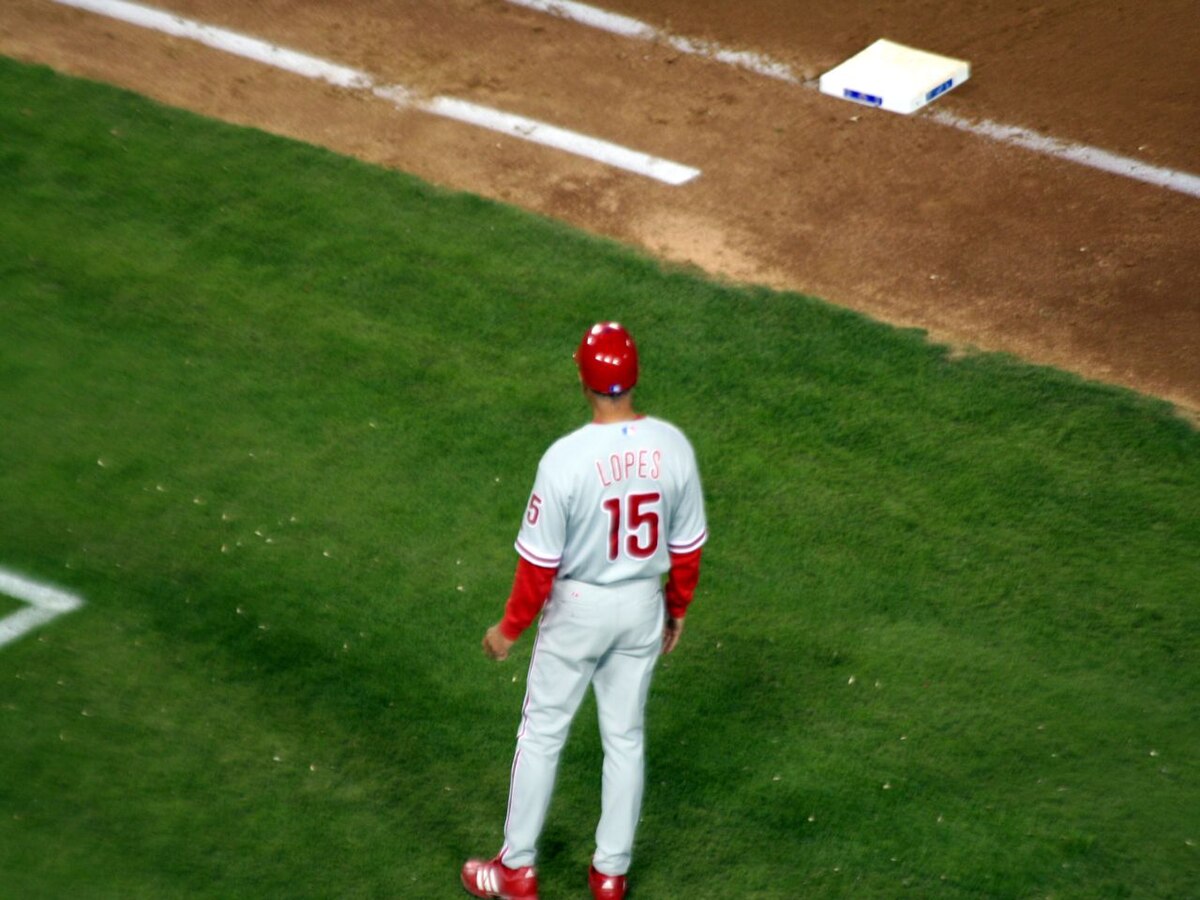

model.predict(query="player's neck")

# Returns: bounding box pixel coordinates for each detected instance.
[588,392,639,424]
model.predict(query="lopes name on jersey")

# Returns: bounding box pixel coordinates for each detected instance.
[595,448,662,486]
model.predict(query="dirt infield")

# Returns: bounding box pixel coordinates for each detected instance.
[3,0,1198,414]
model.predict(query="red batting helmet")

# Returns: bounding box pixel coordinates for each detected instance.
[576,322,638,395]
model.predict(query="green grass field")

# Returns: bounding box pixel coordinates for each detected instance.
[1,56,1197,899]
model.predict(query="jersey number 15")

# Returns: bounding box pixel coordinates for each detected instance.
[602,492,661,561]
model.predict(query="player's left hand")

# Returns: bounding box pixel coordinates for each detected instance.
[482,623,516,661]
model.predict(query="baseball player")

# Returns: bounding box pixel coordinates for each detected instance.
[461,322,707,900]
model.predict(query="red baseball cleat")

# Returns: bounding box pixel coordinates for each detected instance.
[589,864,628,900]
[461,856,539,900]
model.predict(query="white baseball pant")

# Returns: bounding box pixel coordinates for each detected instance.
[499,576,664,876]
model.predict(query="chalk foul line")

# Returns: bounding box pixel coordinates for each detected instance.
[506,0,1200,199]
[48,0,700,186]
[0,567,85,649]
[927,110,1200,198]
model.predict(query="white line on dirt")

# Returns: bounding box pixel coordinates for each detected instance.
[0,566,85,649]
[54,0,372,87]
[928,110,1200,197]
[506,0,1200,199]
[48,0,701,185]
[421,95,700,185]
[507,0,800,83]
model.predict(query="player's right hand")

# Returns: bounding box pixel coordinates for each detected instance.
[662,616,684,655]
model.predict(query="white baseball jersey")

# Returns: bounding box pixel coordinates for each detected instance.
[514,416,707,583]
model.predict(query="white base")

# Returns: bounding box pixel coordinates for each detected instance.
[819,39,970,115]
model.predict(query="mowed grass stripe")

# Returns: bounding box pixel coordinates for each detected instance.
[0,57,1197,899]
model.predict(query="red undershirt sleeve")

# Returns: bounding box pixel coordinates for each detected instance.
[499,556,558,640]
[665,547,703,620]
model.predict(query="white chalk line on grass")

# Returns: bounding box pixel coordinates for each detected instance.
[0,566,85,649]
[506,0,1200,199]
[48,0,701,186]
